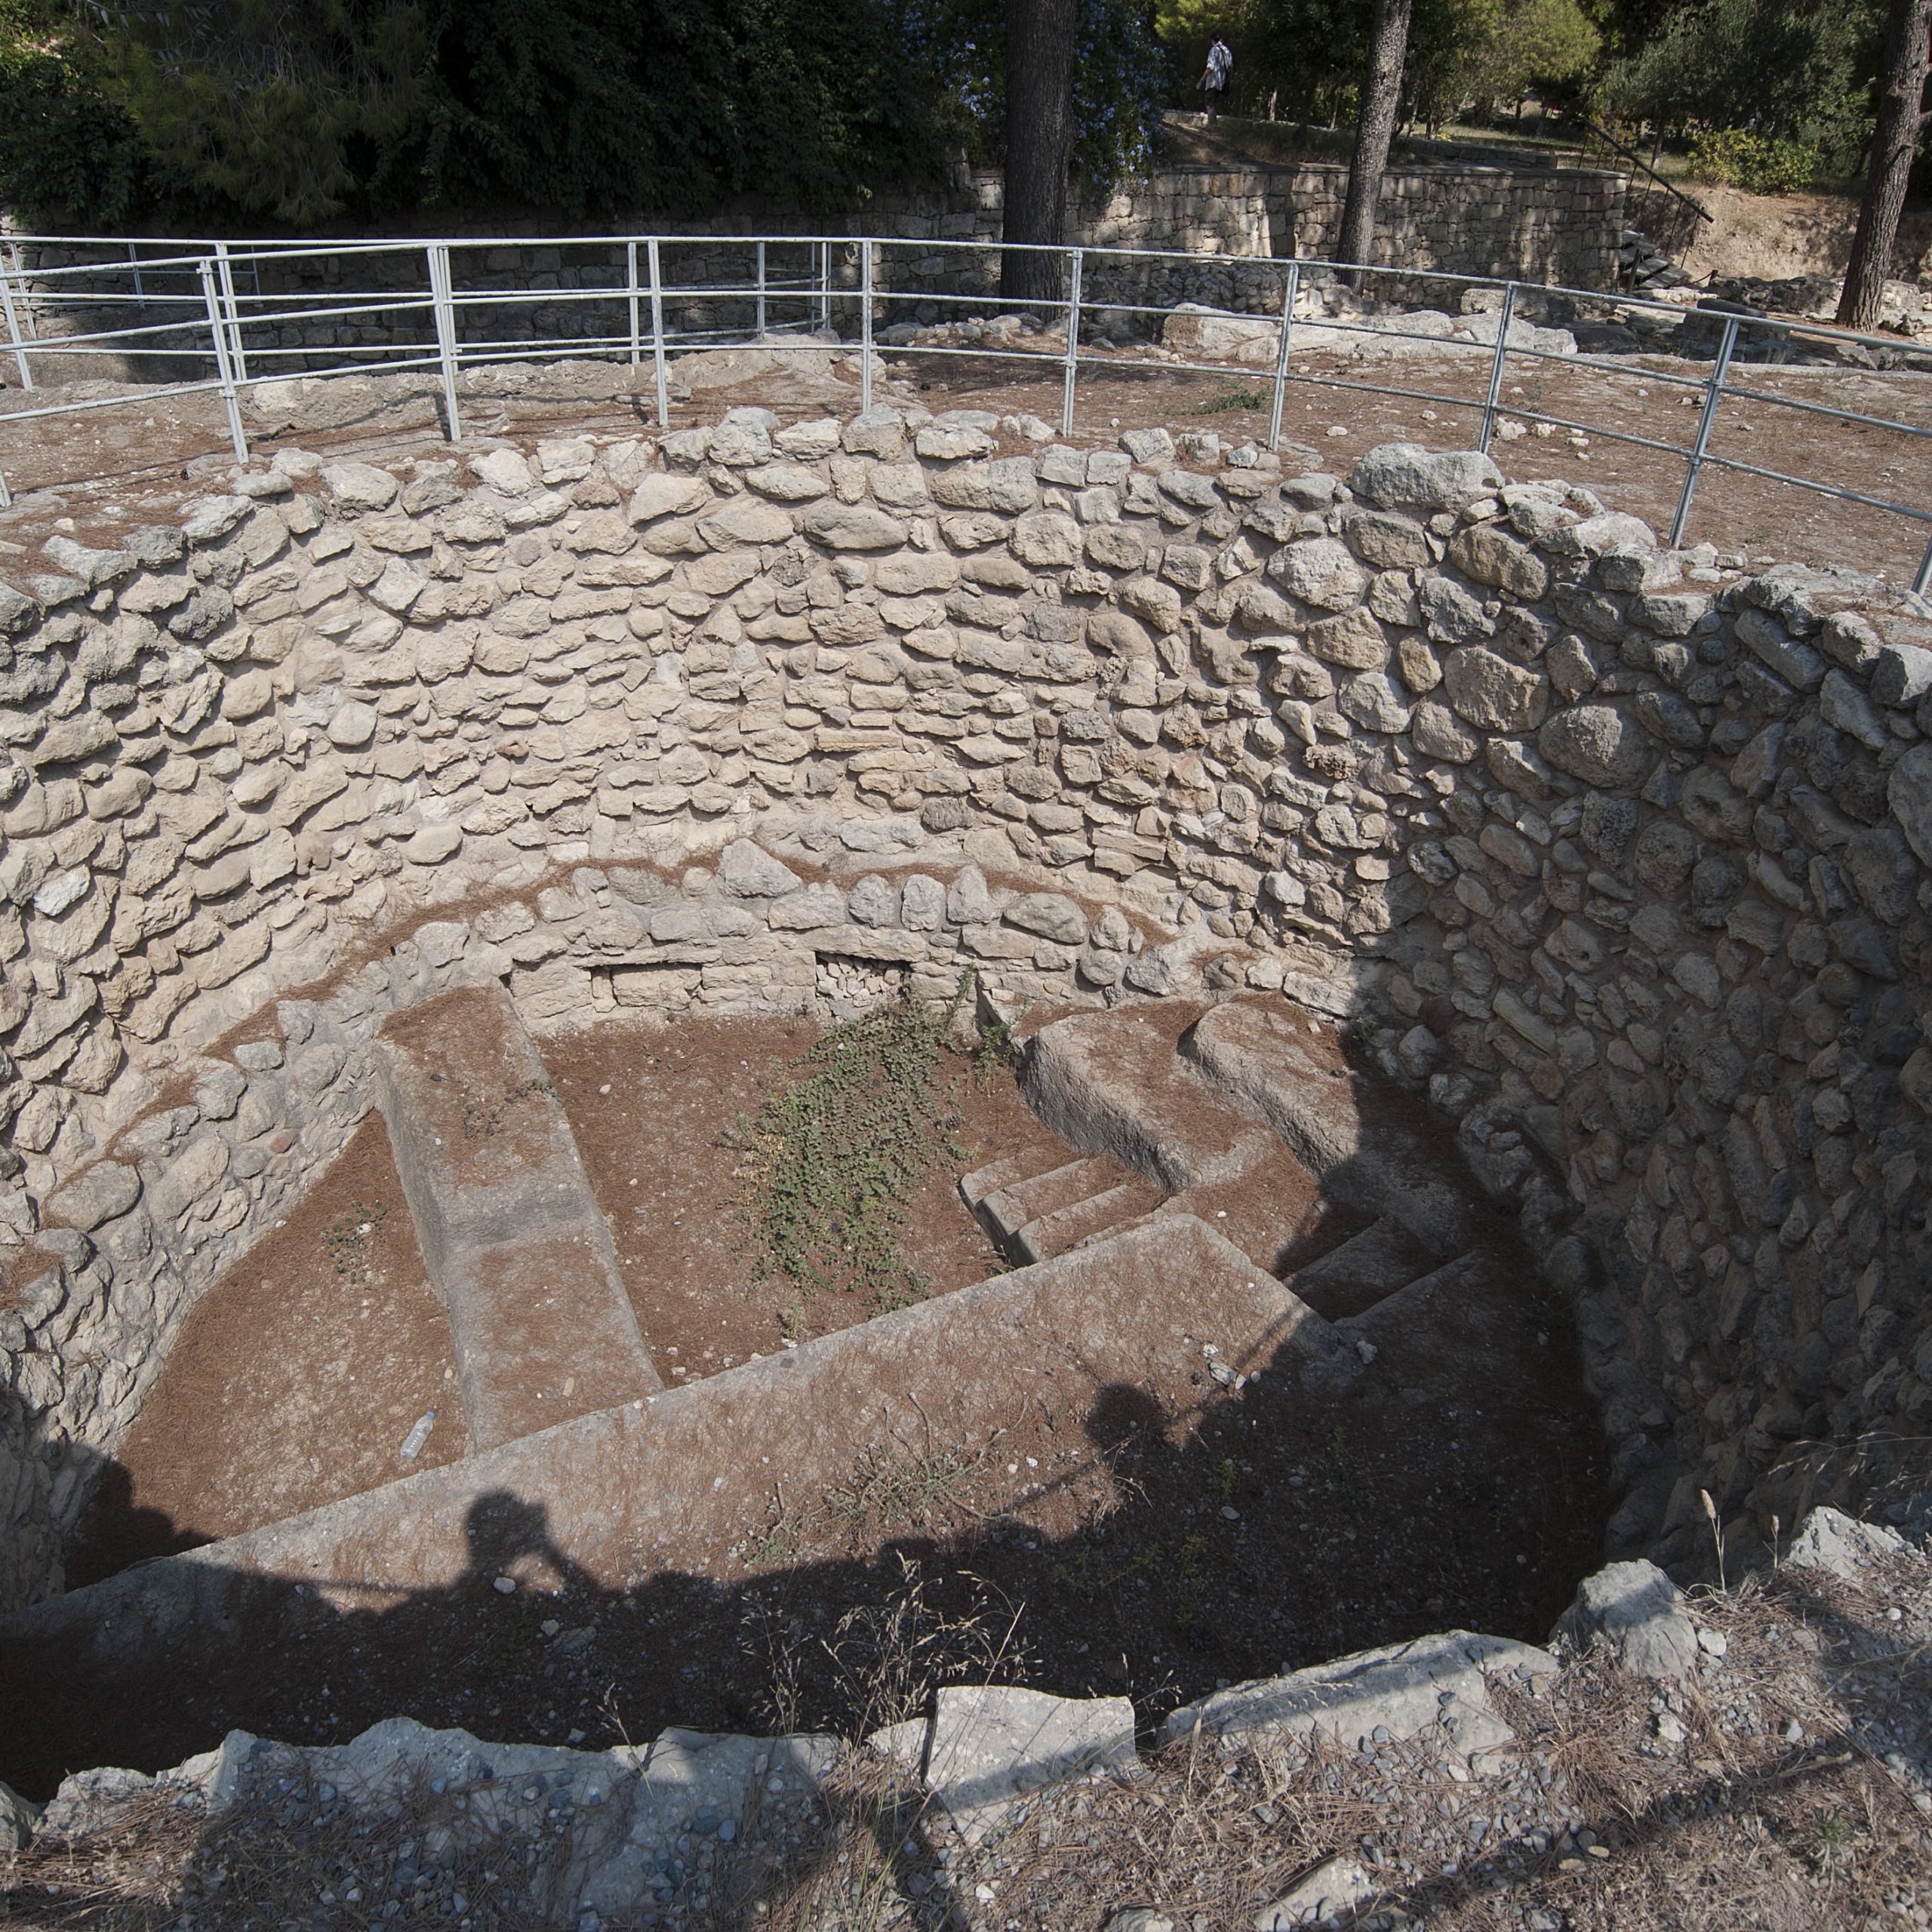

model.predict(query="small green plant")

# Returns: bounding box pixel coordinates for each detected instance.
[1344,1015,1384,1057]
[733,972,969,1305]
[1808,1811,1855,1872]
[1212,1457,1237,1504]
[1326,1423,1366,1503]
[823,1435,990,1537]
[323,1200,389,1281]
[1689,128,1817,196]
[972,997,1026,1081]
[1198,382,1269,414]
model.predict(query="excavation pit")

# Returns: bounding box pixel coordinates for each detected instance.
[6,976,1612,1799]
[2,403,1925,1838]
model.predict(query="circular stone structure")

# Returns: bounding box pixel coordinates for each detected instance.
[0,399,1927,1669]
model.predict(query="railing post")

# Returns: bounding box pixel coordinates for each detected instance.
[0,463,11,509]
[1671,313,1740,548]
[860,238,874,414]
[1268,259,1300,451]
[427,244,462,441]
[1478,280,1518,454]
[1060,246,1084,438]
[1,257,32,391]
[756,240,767,340]
[127,241,145,305]
[1913,531,1932,601]
[199,258,248,464]
[626,240,640,367]
[817,242,829,331]
[214,239,248,383]
[647,237,669,429]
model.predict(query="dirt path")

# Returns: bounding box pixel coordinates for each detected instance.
[4,331,1929,586]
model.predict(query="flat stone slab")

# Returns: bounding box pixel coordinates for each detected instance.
[2,1218,1348,1678]
[162,1715,834,1925]
[918,1686,1137,1841]
[1021,1007,1278,1190]
[1159,1629,1557,1769]
[1183,1001,1476,1254]
[371,984,657,1449]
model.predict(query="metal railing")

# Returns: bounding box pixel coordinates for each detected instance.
[2,229,1928,592]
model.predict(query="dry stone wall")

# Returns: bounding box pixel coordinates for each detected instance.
[5,161,1622,382]
[2,402,1930,1611]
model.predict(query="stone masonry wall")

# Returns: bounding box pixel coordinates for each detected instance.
[2,403,1929,1612]
[4,162,1622,383]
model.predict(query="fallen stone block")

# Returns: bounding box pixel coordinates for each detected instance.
[900,1685,1139,1841]
[1783,1506,1913,1583]
[1552,1559,1699,1681]
[1159,1629,1556,1768]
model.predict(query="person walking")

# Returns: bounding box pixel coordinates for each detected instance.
[1200,33,1232,125]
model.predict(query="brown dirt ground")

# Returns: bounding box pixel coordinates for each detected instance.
[65,1115,466,1585]
[3,328,1929,590]
[537,1012,1043,1374]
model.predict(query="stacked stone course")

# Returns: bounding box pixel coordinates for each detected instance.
[2,398,1929,1610]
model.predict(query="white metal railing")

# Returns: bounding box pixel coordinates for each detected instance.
[2,229,1928,592]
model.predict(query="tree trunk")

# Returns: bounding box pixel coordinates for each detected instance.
[1837,0,1930,331]
[1001,0,1079,306]
[1337,0,1415,288]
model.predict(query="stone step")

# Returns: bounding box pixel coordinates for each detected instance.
[1016,1180,1160,1264]
[1287,1215,1438,1321]
[371,983,659,1452]
[1335,1252,1506,1397]
[2,1218,1355,1687]
[1180,1000,1478,1256]
[978,1155,1121,1239]
[958,1148,1067,1214]
[1020,1006,1277,1192]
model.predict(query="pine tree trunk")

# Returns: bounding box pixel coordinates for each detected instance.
[1337,0,1415,288]
[1837,0,1930,331]
[1001,0,1078,306]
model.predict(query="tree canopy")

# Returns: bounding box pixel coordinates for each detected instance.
[0,0,1924,228]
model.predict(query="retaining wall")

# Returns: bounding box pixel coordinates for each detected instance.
[2,162,1623,383]
[2,403,1929,1612]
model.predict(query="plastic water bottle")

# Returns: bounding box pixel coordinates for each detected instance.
[399,1410,436,1460]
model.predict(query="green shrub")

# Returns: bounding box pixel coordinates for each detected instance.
[0,2,149,227]
[1688,128,1819,196]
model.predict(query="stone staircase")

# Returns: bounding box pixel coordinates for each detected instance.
[988,999,1499,1341]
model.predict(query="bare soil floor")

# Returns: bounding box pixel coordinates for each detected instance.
[66,1115,466,1584]
[3,331,1928,589]
[540,1012,1035,1375]
[6,1012,1614,1804]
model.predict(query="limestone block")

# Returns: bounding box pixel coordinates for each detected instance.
[1161,1629,1555,1763]
[1553,1560,1698,1681]
[321,463,399,511]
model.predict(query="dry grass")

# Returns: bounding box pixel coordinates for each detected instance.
[8,1540,1931,1931]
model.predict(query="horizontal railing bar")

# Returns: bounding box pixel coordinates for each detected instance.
[1688,449,1932,522]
